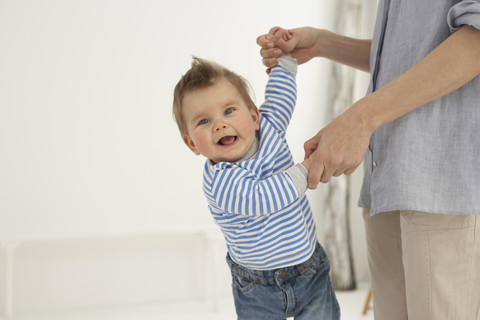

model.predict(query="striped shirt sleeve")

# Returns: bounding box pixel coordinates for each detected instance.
[203,164,303,216]
[260,56,298,133]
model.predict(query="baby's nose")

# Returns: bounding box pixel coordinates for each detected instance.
[214,122,228,131]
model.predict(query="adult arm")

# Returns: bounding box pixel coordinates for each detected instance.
[257,27,371,72]
[305,25,480,187]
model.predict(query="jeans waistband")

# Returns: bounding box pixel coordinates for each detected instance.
[226,242,324,286]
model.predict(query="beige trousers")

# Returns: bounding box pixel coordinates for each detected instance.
[363,209,480,320]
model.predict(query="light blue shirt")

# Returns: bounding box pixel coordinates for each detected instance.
[359,0,480,215]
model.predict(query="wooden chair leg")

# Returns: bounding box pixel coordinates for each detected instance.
[362,287,373,315]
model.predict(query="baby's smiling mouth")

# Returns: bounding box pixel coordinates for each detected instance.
[218,136,237,146]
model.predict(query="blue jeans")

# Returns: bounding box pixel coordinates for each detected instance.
[226,242,340,320]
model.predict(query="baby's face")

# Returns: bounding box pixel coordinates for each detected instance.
[182,78,259,163]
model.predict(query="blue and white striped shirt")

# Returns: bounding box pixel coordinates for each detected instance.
[202,57,317,270]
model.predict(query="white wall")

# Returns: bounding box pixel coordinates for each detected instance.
[0,0,376,317]
[0,0,338,241]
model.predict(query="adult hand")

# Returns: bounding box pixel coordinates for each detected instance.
[256,26,321,69]
[304,103,373,189]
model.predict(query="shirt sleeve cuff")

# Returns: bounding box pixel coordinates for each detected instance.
[447,1,480,33]
[285,163,308,195]
[277,56,298,77]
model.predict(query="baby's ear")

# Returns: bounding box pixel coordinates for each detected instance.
[250,107,260,130]
[183,135,200,155]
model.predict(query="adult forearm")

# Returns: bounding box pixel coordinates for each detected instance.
[356,25,480,133]
[258,26,371,72]
[317,29,371,72]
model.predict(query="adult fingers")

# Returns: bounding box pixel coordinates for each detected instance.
[332,169,344,177]
[328,159,361,179]
[256,28,281,49]
[258,38,283,68]
[320,164,336,183]
[259,46,283,60]
[303,136,319,160]
[261,56,278,69]
[256,34,272,48]
[344,167,356,175]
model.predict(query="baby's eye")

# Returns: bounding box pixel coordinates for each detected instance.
[198,119,209,126]
[224,108,234,115]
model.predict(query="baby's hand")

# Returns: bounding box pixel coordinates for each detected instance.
[271,27,293,42]
[269,27,295,58]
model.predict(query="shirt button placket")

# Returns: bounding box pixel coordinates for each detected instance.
[369,144,376,170]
